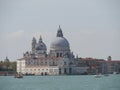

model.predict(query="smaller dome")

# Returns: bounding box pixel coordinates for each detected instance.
[36,36,47,51]
[36,42,47,50]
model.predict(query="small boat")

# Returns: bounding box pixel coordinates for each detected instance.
[14,73,23,78]
[95,74,102,78]
[95,70,102,78]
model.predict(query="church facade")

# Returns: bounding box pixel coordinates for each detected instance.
[17,26,88,75]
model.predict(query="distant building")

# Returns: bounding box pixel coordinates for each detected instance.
[77,56,120,74]
[106,56,120,74]
[78,57,107,74]
[17,26,88,75]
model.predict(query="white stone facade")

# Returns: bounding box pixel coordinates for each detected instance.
[17,59,26,74]
[24,66,59,75]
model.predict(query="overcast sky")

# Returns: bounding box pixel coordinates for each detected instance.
[0,0,120,61]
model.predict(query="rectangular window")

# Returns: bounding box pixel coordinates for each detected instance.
[60,53,62,57]
[56,53,59,57]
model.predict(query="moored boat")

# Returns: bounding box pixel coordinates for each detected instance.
[14,73,23,78]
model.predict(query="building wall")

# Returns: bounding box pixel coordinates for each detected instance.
[72,67,88,75]
[25,66,59,75]
[17,60,25,74]
[107,61,120,74]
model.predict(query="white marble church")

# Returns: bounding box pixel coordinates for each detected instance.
[17,26,88,75]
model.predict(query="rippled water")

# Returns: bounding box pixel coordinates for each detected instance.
[0,75,120,90]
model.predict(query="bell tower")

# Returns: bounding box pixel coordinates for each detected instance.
[107,56,112,61]
[32,37,37,53]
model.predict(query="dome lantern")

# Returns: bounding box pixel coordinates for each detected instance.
[39,35,42,43]
[56,25,63,37]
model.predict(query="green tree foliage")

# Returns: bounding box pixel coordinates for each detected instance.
[0,61,16,71]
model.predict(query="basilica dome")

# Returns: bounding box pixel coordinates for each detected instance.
[51,37,69,48]
[50,26,70,50]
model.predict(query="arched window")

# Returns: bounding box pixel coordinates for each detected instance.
[59,68,61,74]
[64,68,67,74]
[53,62,55,66]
